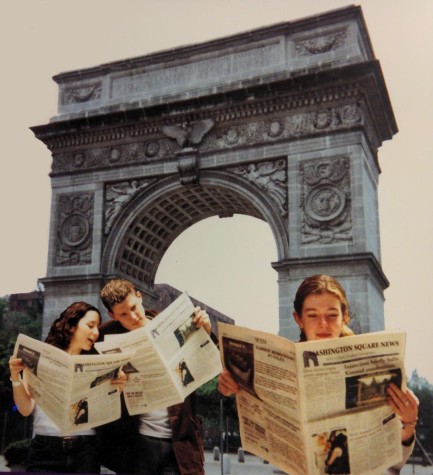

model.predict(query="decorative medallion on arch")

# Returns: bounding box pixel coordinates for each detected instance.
[300,156,352,245]
[55,192,94,266]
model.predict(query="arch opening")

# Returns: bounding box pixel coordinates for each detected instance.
[102,173,289,294]
[156,215,279,334]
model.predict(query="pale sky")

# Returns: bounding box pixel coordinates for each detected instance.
[0,0,432,382]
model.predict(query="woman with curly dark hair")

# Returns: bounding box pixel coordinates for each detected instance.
[9,301,102,473]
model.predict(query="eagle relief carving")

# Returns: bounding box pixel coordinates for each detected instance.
[162,119,214,149]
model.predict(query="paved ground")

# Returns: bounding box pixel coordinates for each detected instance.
[203,450,433,475]
[0,451,432,474]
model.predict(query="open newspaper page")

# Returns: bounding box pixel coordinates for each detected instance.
[218,323,406,475]
[13,333,134,434]
[95,292,222,415]
[218,323,307,475]
[297,330,405,475]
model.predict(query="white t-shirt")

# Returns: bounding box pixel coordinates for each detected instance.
[138,408,173,438]
[33,405,95,437]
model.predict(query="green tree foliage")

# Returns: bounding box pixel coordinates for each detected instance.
[0,295,42,451]
[196,376,240,451]
[408,370,433,461]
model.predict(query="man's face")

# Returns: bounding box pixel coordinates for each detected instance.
[108,291,147,331]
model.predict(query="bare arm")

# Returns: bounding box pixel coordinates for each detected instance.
[9,357,35,416]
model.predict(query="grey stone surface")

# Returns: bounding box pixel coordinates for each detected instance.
[31,5,396,337]
[50,7,374,123]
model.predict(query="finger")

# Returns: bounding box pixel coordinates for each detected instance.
[387,384,407,407]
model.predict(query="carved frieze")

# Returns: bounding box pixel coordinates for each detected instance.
[63,82,103,104]
[49,88,364,175]
[105,179,156,234]
[55,193,94,266]
[51,138,175,174]
[295,29,347,56]
[201,101,363,152]
[300,157,352,244]
[231,159,287,215]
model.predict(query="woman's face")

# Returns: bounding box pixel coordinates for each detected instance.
[293,292,345,341]
[68,310,100,354]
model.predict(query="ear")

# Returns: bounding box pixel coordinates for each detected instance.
[108,311,117,321]
[293,311,303,328]
[343,311,350,325]
[136,291,142,301]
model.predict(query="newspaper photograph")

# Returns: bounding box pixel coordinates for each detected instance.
[13,333,135,435]
[95,292,222,415]
[218,322,406,475]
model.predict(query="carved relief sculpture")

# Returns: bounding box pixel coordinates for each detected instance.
[63,82,103,104]
[162,119,214,149]
[300,156,352,244]
[55,193,94,266]
[105,180,155,234]
[295,29,347,56]
[232,159,287,215]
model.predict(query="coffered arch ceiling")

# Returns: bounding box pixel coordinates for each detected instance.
[101,172,288,290]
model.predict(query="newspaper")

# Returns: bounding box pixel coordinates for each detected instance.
[218,323,407,475]
[13,333,135,435]
[95,292,223,415]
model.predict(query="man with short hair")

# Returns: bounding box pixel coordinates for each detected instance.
[97,279,211,475]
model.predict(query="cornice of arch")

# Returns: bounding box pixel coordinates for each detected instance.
[32,62,393,173]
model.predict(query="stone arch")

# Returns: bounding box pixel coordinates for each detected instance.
[101,171,288,300]
[32,6,396,339]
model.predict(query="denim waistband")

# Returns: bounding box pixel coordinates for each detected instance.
[139,434,173,442]
[34,434,95,450]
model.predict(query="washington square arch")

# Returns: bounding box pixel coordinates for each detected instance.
[32,5,396,340]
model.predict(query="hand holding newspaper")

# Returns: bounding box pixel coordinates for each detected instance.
[13,334,135,435]
[12,293,222,435]
[94,292,222,415]
[218,323,407,475]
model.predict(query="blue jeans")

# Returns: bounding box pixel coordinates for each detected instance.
[136,435,180,475]
[26,435,100,473]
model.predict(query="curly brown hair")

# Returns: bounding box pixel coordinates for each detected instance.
[293,274,354,342]
[45,302,101,351]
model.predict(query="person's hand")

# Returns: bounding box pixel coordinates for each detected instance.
[111,369,128,392]
[192,307,211,335]
[387,383,418,441]
[217,369,239,397]
[9,357,25,381]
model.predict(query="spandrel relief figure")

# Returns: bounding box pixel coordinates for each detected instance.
[233,160,287,215]
[105,180,149,234]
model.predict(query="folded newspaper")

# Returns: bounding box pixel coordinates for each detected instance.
[94,291,222,415]
[13,334,134,435]
[12,293,221,434]
[218,323,407,475]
